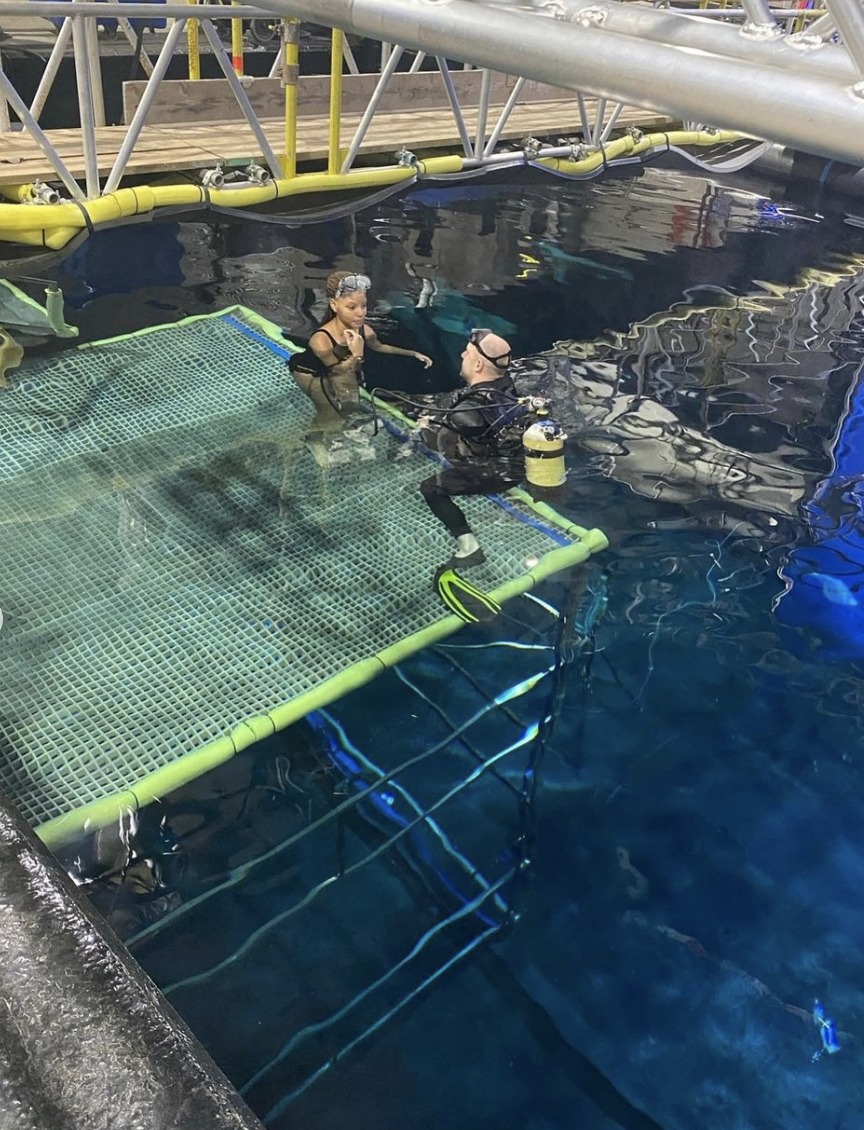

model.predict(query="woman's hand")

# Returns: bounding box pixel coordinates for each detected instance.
[413,352,433,369]
[344,328,365,358]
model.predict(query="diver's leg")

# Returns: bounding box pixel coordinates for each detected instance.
[420,465,512,566]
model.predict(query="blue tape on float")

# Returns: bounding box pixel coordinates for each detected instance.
[222,313,294,360]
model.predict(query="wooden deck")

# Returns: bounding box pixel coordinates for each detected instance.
[0,99,673,187]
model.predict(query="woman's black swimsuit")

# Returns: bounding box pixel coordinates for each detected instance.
[288,326,368,382]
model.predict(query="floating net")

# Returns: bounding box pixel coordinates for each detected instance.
[0,307,605,843]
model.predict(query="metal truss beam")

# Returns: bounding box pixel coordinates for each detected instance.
[547,0,857,83]
[241,0,864,165]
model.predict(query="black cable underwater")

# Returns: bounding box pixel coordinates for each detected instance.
[366,385,523,438]
[505,568,589,929]
[204,176,418,226]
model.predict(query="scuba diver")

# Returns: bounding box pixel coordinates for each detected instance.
[288,270,432,435]
[412,329,526,624]
[417,328,520,567]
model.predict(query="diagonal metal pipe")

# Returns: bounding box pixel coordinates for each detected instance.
[823,0,864,75]
[0,69,86,199]
[199,17,282,176]
[245,0,864,165]
[340,43,404,172]
[104,16,187,193]
[536,0,854,82]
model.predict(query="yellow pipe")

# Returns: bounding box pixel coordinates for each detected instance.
[0,184,40,203]
[534,128,742,175]
[0,132,742,250]
[186,0,200,81]
[282,18,299,178]
[328,27,344,175]
[231,0,244,76]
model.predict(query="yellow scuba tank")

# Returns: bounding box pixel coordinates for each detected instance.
[522,402,567,488]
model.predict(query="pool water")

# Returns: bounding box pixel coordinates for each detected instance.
[46,161,864,1130]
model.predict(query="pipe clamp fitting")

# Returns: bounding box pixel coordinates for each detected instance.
[200,165,225,188]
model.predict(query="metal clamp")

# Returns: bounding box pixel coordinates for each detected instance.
[521,136,542,159]
[559,136,588,161]
[27,181,62,205]
[395,147,418,167]
[200,165,225,188]
[246,163,271,184]
[626,126,644,143]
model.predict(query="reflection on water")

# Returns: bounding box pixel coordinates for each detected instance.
[31,163,864,1130]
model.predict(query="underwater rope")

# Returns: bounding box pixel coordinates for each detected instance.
[159,722,541,995]
[127,665,553,950]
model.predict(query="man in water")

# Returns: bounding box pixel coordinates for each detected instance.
[418,329,523,567]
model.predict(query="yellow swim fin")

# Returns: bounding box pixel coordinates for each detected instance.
[434,566,500,624]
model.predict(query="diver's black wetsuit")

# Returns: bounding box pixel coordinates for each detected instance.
[419,375,523,537]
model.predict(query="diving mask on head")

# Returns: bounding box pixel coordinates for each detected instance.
[334,273,372,298]
[469,327,511,371]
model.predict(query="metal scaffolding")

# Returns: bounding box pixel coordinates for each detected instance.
[116,572,606,1118]
[0,0,860,234]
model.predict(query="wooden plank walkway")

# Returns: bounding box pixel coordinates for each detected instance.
[0,99,673,187]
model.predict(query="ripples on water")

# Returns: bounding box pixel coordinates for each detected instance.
[50,164,864,1130]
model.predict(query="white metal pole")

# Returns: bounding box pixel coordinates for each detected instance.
[483,75,524,157]
[0,68,87,200]
[116,15,156,76]
[591,96,606,146]
[740,0,780,29]
[576,92,591,140]
[71,15,100,197]
[104,16,187,193]
[248,0,864,165]
[824,0,864,74]
[473,67,492,159]
[83,13,106,126]
[598,99,624,144]
[30,15,74,122]
[342,36,360,74]
[0,46,10,132]
[436,56,474,159]
[199,17,283,176]
[341,43,403,172]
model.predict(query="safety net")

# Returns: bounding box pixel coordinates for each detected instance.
[0,307,605,844]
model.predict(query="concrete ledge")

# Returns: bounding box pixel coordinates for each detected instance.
[0,792,264,1130]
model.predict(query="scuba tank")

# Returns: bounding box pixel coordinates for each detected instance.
[522,399,567,488]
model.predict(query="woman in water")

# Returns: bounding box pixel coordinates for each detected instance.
[289,270,432,430]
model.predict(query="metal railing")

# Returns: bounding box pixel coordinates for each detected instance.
[0,4,656,202]
[0,0,858,206]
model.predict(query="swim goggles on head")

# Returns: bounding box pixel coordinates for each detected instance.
[334,273,372,298]
[469,327,511,370]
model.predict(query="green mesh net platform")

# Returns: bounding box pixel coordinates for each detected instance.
[0,307,606,846]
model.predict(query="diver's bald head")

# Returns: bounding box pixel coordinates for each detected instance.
[460,331,512,384]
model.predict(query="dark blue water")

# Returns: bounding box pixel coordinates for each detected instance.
[52,163,864,1130]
